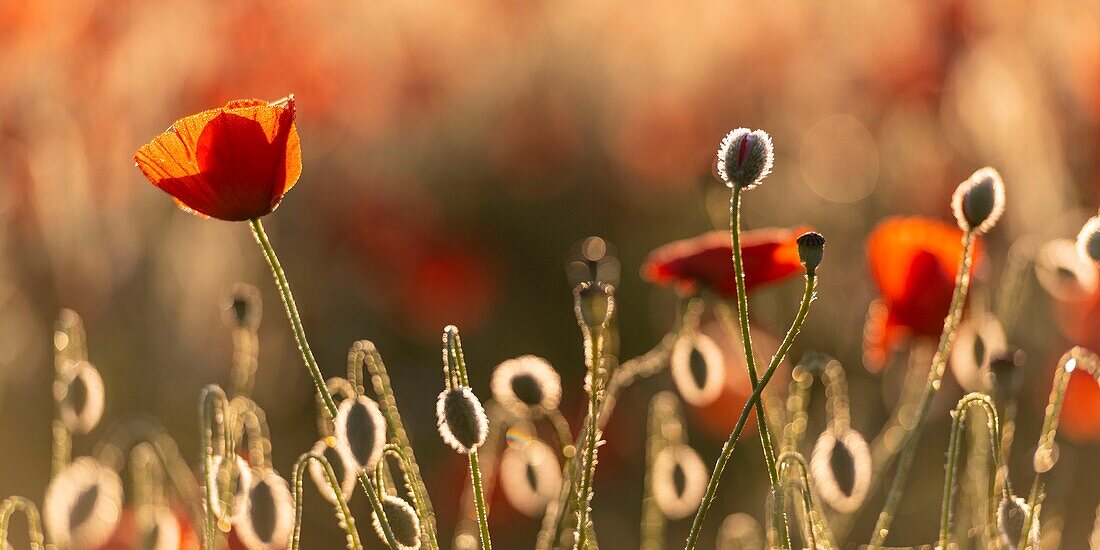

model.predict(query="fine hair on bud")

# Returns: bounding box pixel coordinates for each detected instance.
[651,444,709,520]
[997,496,1039,550]
[810,428,872,513]
[573,281,615,329]
[796,231,826,274]
[1077,216,1100,264]
[491,355,563,417]
[500,439,562,517]
[951,166,1006,234]
[55,361,106,435]
[309,438,357,505]
[372,494,421,550]
[670,332,726,407]
[206,454,251,520]
[223,283,262,331]
[436,387,489,453]
[949,313,1007,393]
[335,395,387,472]
[716,128,774,190]
[43,456,124,549]
[232,469,294,550]
[1034,238,1099,301]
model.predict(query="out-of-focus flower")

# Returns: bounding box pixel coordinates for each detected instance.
[641,228,809,298]
[134,97,301,221]
[97,506,199,550]
[1054,285,1100,356]
[1059,367,1100,444]
[864,217,981,372]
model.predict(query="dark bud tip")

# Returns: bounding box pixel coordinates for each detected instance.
[989,348,1025,398]
[796,231,826,274]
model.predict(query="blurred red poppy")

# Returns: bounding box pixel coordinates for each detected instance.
[864,217,981,372]
[641,227,809,298]
[1059,367,1100,444]
[135,96,301,221]
[97,506,199,549]
[1055,284,1100,354]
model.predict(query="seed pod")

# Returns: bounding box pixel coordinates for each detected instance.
[436,387,488,453]
[43,456,124,549]
[796,232,826,275]
[573,281,615,329]
[951,166,1006,235]
[372,494,421,550]
[334,396,387,472]
[1077,216,1100,264]
[500,439,562,517]
[1035,238,1099,301]
[55,361,106,435]
[810,428,872,513]
[233,469,294,550]
[491,355,563,416]
[309,438,357,505]
[949,313,1007,393]
[997,496,1039,550]
[205,454,251,521]
[651,444,709,520]
[716,128,774,190]
[223,283,262,331]
[670,332,726,407]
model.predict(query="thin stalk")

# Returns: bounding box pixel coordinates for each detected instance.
[684,272,818,550]
[938,393,1001,549]
[357,471,401,549]
[199,384,231,547]
[777,452,835,549]
[0,496,46,550]
[249,218,338,419]
[291,452,362,550]
[469,450,492,549]
[444,327,493,550]
[869,231,976,549]
[724,187,788,547]
[574,329,605,550]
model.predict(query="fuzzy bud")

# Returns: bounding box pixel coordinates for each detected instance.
[223,283,262,331]
[55,361,106,435]
[491,355,563,416]
[372,495,421,550]
[334,396,387,472]
[436,387,488,453]
[573,281,615,329]
[997,496,1038,550]
[951,167,1005,235]
[716,128,774,190]
[1076,216,1100,264]
[990,348,1025,399]
[233,469,294,550]
[796,231,826,275]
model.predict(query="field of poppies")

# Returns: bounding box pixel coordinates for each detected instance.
[4,1,1100,549]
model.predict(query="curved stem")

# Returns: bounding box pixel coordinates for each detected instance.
[574,329,605,550]
[868,231,975,549]
[357,471,401,549]
[938,393,1001,548]
[0,496,46,550]
[199,384,231,547]
[291,452,362,550]
[249,218,338,420]
[684,272,817,550]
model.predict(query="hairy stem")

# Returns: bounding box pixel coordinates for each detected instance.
[291,452,362,550]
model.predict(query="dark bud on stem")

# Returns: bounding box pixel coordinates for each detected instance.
[1076,216,1100,264]
[436,387,488,454]
[335,396,387,472]
[372,495,422,550]
[223,283,262,331]
[989,348,1025,399]
[796,232,826,275]
[951,167,1005,235]
[573,281,615,329]
[716,128,774,190]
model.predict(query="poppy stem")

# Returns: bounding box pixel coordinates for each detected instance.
[574,327,607,550]
[291,452,363,550]
[684,270,818,550]
[868,230,976,549]
[443,327,493,550]
[938,393,1001,549]
[0,496,47,550]
[249,218,339,420]
[357,471,403,549]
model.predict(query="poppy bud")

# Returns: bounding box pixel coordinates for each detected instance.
[436,387,489,453]
[670,332,726,407]
[44,457,124,549]
[810,428,872,513]
[55,361,106,435]
[716,128,774,190]
[989,348,1025,398]
[233,469,294,550]
[206,454,252,521]
[491,355,563,416]
[1076,216,1100,264]
[997,496,1038,550]
[335,396,387,472]
[309,438,357,505]
[951,167,1005,235]
[651,445,709,520]
[372,495,421,550]
[573,281,615,329]
[796,231,826,275]
[223,283,262,331]
[500,439,562,518]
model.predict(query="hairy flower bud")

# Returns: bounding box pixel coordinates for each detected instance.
[651,445,709,520]
[44,457,123,549]
[233,469,294,550]
[989,348,1025,399]
[436,387,488,453]
[573,281,615,329]
[372,495,421,550]
[796,231,826,275]
[716,128,774,190]
[55,361,106,435]
[335,396,387,472]
[1076,216,1100,264]
[223,283,262,331]
[491,355,562,416]
[951,167,1005,235]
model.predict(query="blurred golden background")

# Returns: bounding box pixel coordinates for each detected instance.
[3,0,1100,547]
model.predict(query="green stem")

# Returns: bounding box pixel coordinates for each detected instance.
[358,471,401,549]
[938,393,1001,548]
[684,272,817,550]
[868,231,976,549]
[444,326,493,550]
[291,452,362,550]
[728,186,786,547]
[469,450,493,549]
[249,218,338,419]
[574,330,605,550]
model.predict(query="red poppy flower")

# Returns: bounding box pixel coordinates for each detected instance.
[864,217,981,372]
[135,96,301,221]
[641,227,809,298]
[1059,366,1100,444]
[97,506,199,549]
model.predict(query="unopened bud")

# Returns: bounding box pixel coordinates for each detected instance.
[716,128,774,190]
[223,283,262,331]
[573,282,615,329]
[1076,216,1100,264]
[951,167,1005,235]
[796,232,826,275]
[372,495,421,550]
[436,387,488,454]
